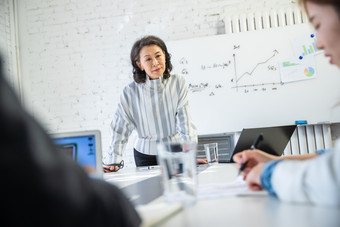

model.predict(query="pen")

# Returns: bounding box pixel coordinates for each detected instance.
[238,133,263,175]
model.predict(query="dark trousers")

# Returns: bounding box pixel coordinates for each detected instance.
[134,149,158,167]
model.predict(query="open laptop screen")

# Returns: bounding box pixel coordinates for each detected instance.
[51,130,102,176]
[230,125,296,162]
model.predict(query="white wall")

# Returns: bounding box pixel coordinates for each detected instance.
[0,0,20,94]
[4,0,295,167]
[0,0,12,79]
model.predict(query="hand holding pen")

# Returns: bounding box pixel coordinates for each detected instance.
[237,133,263,176]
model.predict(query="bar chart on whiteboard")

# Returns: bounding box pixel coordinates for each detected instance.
[167,24,340,134]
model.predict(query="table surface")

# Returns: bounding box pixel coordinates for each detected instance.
[104,163,340,227]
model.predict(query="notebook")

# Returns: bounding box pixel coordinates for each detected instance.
[51,130,103,177]
[219,125,296,163]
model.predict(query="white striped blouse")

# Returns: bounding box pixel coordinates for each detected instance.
[103,74,198,164]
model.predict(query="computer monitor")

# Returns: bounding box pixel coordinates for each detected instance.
[51,130,103,177]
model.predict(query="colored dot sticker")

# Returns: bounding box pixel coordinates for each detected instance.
[299,56,303,60]
[311,34,315,38]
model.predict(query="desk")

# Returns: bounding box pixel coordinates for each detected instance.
[104,164,340,227]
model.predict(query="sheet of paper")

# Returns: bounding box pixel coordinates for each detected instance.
[197,175,249,199]
[279,55,317,83]
[290,33,323,59]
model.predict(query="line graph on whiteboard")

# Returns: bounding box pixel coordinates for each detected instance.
[176,46,285,95]
[231,49,283,93]
[168,26,320,97]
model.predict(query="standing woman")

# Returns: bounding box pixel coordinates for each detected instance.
[103,35,204,171]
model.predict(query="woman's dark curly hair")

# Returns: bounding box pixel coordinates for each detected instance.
[130,35,173,83]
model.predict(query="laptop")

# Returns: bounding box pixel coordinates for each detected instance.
[219,125,296,163]
[50,130,103,177]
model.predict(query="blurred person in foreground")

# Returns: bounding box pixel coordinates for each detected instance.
[0,56,141,226]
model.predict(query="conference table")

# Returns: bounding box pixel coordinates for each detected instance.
[104,163,340,227]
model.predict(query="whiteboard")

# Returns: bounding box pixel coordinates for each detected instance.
[167,24,340,134]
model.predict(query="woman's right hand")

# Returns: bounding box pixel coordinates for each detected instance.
[103,165,120,173]
[232,149,279,172]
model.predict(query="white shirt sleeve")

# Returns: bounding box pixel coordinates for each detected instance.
[271,146,340,207]
[103,90,135,164]
[175,75,198,143]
